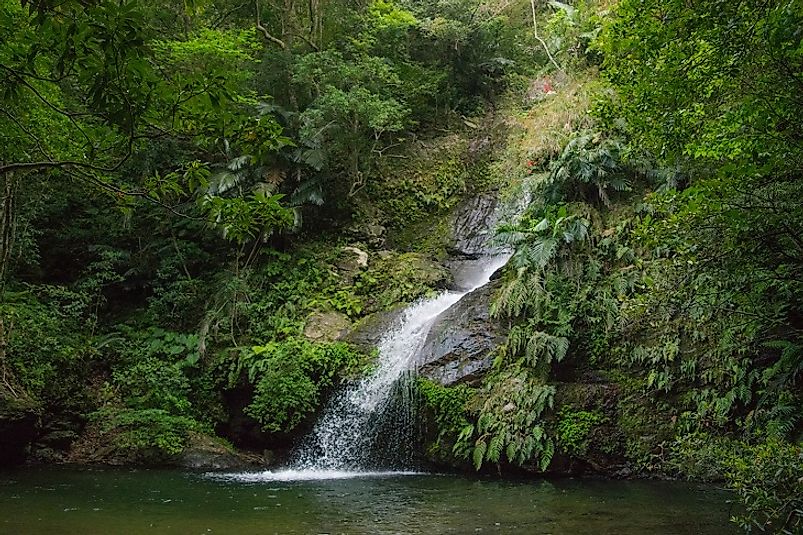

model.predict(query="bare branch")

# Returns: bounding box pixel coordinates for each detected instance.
[530,0,564,74]
[255,0,287,49]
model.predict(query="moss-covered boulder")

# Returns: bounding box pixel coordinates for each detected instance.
[176,432,268,471]
[303,311,352,342]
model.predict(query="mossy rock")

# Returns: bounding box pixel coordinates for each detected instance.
[303,311,352,342]
[176,432,267,471]
[345,305,406,353]
[359,252,452,313]
[546,382,632,476]
[0,394,39,466]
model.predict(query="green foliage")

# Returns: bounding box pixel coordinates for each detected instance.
[456,369,555,471]
[555,407,604,456]
[355,252,450,311]
[670,433,803,534]
[543,0,607,68]
[113,357,192,414]
[595,0,803,173]
[494,203,591,317]
[202,190,294,245]
[406,0,530,105]
[417,378,472,456]
[92,407,200,457]
[668,432,738,482]
[230,338,364,433]
[544,133,632,207]
[0,286,90,404]
[88,325,218,459]
[725,438,803,534]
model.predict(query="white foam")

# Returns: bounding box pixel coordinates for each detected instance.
[205,469,425,482]
[291,253,511,471]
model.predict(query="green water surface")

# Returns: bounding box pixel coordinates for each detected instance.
[0,467,737,534]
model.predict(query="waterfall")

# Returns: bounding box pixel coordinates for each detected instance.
[214,195,513,481]
[289,252,510,473]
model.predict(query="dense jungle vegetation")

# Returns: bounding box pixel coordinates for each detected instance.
[1,0,801,532]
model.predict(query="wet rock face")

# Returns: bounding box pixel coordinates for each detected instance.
[417,193,508,386]
[349,193,509,386]
[448,193,500,259]
[344,306,405,353]
[446,193,507,291]
[417,281,505,387]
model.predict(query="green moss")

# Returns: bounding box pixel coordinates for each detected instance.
[355,252,451,312]
[555,407,605,456]
[388,215,452,257]
[417,378,473,460]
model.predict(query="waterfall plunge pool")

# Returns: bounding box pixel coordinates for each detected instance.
[1,466,737,534]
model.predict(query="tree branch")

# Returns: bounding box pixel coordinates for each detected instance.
[255,0,287,49]
[530,0,564,74]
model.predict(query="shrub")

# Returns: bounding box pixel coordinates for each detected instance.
[417,378,472,457]
[92,407,201,457]
[725,438,803,534]
[233,338,365,433]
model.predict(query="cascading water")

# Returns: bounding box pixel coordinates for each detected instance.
[287,252,510,475]
[214,196,511,481]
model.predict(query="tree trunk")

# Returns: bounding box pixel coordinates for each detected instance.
[0,171,17,292]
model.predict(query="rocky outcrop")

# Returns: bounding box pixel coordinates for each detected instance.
[417,280,505,386]
[176,433,269,471]
[303,311,351,342]
[336,246,369,282]
[347,222,387,248]
[348,193,509,385]
[344,306,405,353]
[446,193,508,291]
[447,193,501,258]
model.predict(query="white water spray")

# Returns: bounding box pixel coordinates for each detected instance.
[285,252,510,476]
[217,252,509,482]
[217,195,512,482]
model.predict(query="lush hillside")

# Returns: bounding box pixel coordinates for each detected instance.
[1,0,801,532]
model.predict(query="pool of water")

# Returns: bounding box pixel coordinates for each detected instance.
[0,467,737,534]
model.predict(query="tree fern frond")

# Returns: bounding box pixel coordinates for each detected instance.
[488,433,504,463]
[473,440,487,470]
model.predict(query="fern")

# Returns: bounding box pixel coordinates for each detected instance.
[487,433,505,463]
[457,369,557,471]
[544,132,632,206]
[473,439,487,470]
[524,330,569,368]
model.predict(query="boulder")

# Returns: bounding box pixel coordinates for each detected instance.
[417,281,506,386]
[345,306,405,353]
[303,311,352,342]
[176,432,268,471]
[336,246,369,280]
